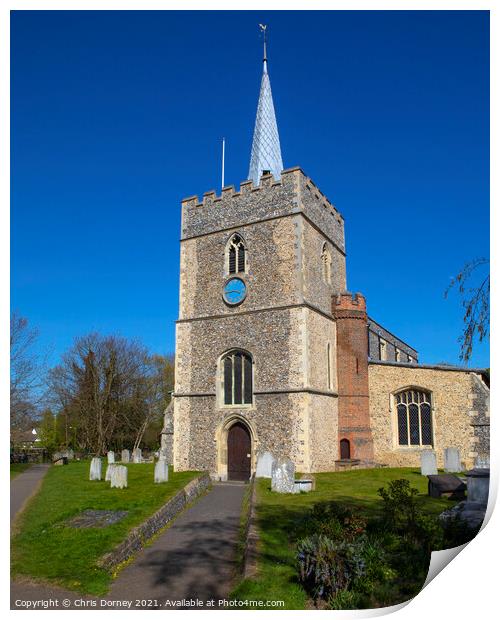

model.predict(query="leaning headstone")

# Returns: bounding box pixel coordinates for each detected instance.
[89,457,102,481]
[256,451,275,478]
[444,447,461,473]
[110,465,128,489]
[121,449,130,463]
[154,460,169,483]
[132,448,142,463]
[420,450,438,475]
[105,463,117,482]
[107,451,115,464]
[271,458,296,494]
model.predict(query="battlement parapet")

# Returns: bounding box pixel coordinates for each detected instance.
[333,292,367,314]
[180,167,345,252]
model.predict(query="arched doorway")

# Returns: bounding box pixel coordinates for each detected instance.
[227,422,251,481]
[340,438,351,460]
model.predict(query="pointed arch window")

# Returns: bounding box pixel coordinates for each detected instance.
[227,234,247,275]
[221,350,253,406]
[321,243,332,284]
[395,389,433,446]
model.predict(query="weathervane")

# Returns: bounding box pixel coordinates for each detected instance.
[259,23,267,65]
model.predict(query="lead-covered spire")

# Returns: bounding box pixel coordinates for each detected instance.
[248,25,283,185]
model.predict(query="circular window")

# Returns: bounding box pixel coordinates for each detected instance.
[223,278,247,306]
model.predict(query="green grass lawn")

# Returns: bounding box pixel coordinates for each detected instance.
[231,468,457,609]
[10,463,33,479]
[11,460,199,595]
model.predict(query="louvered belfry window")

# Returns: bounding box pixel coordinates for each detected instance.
[222,350,253,406]
[228,235,246,274]
[395,389,433,446]
[321,243,332,284]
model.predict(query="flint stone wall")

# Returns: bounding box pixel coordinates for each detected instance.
[368,363,489,469]
[98,473,211,571]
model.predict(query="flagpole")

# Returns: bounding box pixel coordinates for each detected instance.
[221,137,225,190]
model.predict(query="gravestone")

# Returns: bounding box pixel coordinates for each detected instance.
[474,455,490,469]
[154,460,169,483]
[256,451,275,478]
[105,463,117,482]
[107,451,115,464]
[89,457,102,481]
[420,450,438,475]
[121,449,130,463]
[444,447,461,473]
[271,458,295,493]
[294,479,313,493]
[466,468,490,505]
[132,448,142,463]
[110,465,128,489]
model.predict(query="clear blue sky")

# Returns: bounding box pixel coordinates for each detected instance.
[11,10,490,368]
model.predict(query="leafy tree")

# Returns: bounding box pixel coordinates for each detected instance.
[445,257,489,362]
[36,409,64,452]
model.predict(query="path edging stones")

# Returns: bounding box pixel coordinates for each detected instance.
[98,472,211,571]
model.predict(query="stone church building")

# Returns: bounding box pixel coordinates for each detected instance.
[164,38,489,481]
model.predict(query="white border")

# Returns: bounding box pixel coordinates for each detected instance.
[3,3,495,619]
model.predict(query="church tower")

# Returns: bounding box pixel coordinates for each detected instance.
[172,32,347,479]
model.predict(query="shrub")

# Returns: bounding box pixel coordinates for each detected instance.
[329,589,364,610]
[306,502,367,542]
[297,534,365,602]
[378,479,441,550]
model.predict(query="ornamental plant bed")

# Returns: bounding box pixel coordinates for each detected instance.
[11,460,199,595]
[230,468,469,610]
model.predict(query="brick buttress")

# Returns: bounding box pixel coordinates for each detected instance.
[333,292,375,464]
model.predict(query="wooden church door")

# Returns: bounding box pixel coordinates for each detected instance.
[227,422,251,481]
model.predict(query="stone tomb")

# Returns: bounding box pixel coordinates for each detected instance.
[107,451,115,464]
[420,450,438,476]
[132,448,142,464]
[110,465,128,489]
[427,474,466,500]
[444,447,462,473]
[89,457,102,481]
[154,460,169,483]
[271,458,296,494]
[466,468,490,505]
[121,449,130,463]
[255,451,276,478]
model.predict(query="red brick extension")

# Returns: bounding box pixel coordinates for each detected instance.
[332,292,375,463]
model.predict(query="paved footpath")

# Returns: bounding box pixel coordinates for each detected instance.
[11,464,50,522]
[11,481,246,610]
[108,481,246,608]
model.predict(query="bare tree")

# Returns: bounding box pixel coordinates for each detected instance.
[10,313,44,434]
[445,257,490,362]
[46,333,169,454]
[132,355,173,450]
